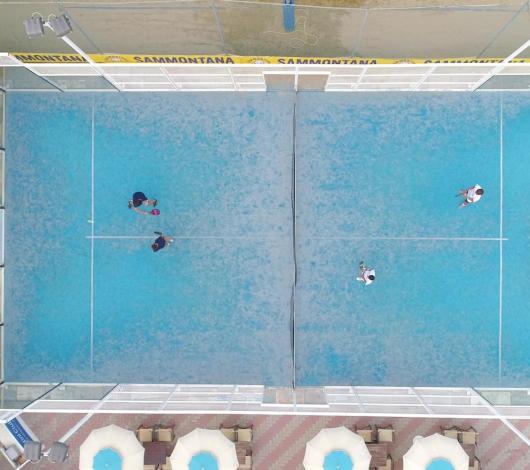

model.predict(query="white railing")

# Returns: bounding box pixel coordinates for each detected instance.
[1,383,530,421]
[9,62,530,92]
[3,52,530,92]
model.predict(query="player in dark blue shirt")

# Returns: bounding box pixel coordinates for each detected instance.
[128,191,159,216]
[152,232,174,252]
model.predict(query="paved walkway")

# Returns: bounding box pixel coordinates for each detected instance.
[1,0,529,58]
[18,412,530,469]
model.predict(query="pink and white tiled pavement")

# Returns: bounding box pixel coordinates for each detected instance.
[18,413,530,470]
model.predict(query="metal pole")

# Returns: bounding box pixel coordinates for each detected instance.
[410,387,434,414]
[472,38,530,91]
[471,387,530,447]
[58,384,119,443]
[59,34,121,91]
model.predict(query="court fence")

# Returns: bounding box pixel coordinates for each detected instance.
[3,0,530,92]
[0,383,529,449]
[0,70,4,387]
[3,49,530,92]
[0,383,529,420]
[2,50,530,425]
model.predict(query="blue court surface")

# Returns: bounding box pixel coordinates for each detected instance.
[4,91,530,386]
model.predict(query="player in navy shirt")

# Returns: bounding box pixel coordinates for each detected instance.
[128,191,159,216]
[152,232,174,252]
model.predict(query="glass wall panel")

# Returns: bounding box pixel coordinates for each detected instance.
[43,384,116,401]
[4,67,58,90]
[0,383,57,410]
[0,77,4,148]
[479,74,530,90]
[479,388,530,406]
[0,255,3,315]
[0,208,3,265]
[46,75,115,90]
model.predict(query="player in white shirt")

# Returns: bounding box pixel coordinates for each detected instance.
[356,261,375,286]
[458,184,484,208]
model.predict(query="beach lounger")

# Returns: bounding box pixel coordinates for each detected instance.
[161,456,172,470]
[469,457,480,470]
[48,441,69,463]
[23,441,43,463]
[5,445,21,463]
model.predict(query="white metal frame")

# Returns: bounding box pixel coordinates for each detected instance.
[1,382,530,451]
[1,383,529,420]
[3,49,530,92]
[1,383,529,470]
[2,40,530,460]
[2,26,530,92]
[3,61,530,93]
[0,51,530,92]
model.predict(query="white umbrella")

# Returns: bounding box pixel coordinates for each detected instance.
[79,424,144,470]
[303,426,371,470]
[170,429,238,470]
[403,433,469,470]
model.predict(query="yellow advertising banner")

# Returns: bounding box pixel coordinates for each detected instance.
[11,52,530,65]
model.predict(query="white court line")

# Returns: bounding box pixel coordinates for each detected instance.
[86,235,508,241]
[90,99,95,372]
[498,95,504,381]
[302,236,508,241]
[86,235,290,240]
